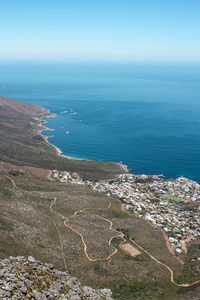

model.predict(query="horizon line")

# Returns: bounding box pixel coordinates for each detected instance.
[1,59,200,65]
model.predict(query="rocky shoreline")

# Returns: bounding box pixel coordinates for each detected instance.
[0,256,113,300]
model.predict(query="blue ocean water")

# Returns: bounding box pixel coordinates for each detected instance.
[0,62,200,182]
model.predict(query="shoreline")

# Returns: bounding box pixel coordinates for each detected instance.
[45,134,129,171]
[39,111,129,173]
[117,162,129,173]
[38,112,200,183]
[37,113,64,157]
[44,136,63,156]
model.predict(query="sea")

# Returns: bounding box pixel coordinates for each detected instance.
[0,62,200,182]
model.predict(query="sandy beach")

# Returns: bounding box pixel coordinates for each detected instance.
[44,136,62,156]
[40,111,129,173]
[44,133,129,172]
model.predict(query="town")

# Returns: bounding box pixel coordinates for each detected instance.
[52,170,200,253]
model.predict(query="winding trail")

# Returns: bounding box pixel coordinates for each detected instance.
[50,197,126,262]
[3,176,200,287]
[2,176,35,229]
[0,215,35,229]
[64,213,126,262]
[5,175,21,191]
[2,176,68,273]
[130,238,200,287]
[51,197,200,287]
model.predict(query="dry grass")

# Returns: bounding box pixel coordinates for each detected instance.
[1,97,200,299]
[1,172,200,298]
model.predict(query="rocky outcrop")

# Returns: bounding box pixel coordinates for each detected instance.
[0,256,113,300]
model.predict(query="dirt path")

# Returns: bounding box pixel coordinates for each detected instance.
[52,220,69,273]
[5,175,21,191]
[130,238,200,287]
[3,176,200,287]
[0,215,35,229]
[50,198,126,262]
[50,197,200,287]
[3,176,68,273]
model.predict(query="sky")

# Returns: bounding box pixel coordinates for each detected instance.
[1,0,200,62]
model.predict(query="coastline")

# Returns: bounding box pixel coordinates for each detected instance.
[36,112,64,157]
[117,162,129,173]
[37,110,199,182]
[39,111,129,173]
[44,136,63,156]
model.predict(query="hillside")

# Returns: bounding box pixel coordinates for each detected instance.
[0,96,123,180]
[0,96,200,299]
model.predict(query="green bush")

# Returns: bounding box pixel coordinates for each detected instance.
[0,217,13,231]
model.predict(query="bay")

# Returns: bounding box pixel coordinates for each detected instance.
[0,62,200,182]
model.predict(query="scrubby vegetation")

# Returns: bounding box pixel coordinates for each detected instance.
[0,97,200,299]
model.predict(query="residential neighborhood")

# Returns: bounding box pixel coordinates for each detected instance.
[52,170,200,253]
[52,170,81,184]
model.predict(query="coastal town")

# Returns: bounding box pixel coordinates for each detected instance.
[52,169,200,254]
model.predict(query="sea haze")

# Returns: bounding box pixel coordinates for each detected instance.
[0,62,200,182]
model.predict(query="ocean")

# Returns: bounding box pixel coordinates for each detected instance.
[0,62,200,182]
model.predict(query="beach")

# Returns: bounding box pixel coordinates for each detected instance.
[44,135,62,156]
[40,112,129,173]
[1,63,200,182]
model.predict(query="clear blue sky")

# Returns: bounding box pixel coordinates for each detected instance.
[1,0,200,62]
